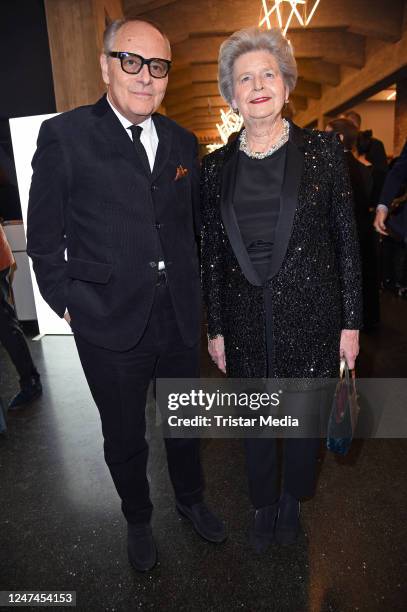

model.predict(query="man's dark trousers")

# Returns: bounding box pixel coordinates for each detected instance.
[73,276,203,525]
[26,96,204,524]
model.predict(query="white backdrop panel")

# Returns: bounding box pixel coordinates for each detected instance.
[10,114,72,336]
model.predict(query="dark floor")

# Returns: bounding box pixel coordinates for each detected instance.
[0,292,406,612]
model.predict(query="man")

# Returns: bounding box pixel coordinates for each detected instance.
[326,118,380,329]
[374,141,407,238]
[27,19,226,573]
[0,224,42,409]
[342,110,388,172]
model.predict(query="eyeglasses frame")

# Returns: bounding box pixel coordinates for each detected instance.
[108,51,171,78]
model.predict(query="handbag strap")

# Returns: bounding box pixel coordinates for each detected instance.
[340,358,357,392]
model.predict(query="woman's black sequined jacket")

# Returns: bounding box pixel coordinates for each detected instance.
[201,122,363,378]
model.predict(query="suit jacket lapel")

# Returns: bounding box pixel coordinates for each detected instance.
[92,95,150,178]
[151,114,172,182]
[220,141,262,287]
[267,122,305,280]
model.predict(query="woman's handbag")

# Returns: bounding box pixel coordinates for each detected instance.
[326,359,360,455]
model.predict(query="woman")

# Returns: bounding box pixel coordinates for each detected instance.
[326,118,380,330]
[201,27,362,552]
[0,224,42,409]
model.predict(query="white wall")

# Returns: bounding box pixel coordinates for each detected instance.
[10,114,72,336]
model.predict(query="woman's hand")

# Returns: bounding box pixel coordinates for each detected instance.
[339,329,359,369]
[208,335,226,374]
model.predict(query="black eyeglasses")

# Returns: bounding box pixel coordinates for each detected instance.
[109,51,171,78]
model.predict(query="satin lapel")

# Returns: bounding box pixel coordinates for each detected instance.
[220,144,262,287]
[92,96,147,177]
[267,124,305,280]
[151,114,172,182]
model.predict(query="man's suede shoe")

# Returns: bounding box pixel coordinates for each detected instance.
[127,523,157,572]
[176,501,227,543]
[275,492,301,546]
[249,502,279,554]
[8,376,42,410]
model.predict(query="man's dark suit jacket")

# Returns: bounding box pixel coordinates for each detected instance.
[380,141,407,206]
[381,141,407,241]
[27,95,201,351]
[366,137,387,172]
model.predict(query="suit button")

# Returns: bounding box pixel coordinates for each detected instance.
[151,185,158,191]
[155,223,163,229]
[149,261,157,268]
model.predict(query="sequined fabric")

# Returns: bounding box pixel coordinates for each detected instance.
[200,127,362,379]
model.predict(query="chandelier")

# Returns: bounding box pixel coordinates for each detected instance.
[259,0,321,36]
[216,108,244,144]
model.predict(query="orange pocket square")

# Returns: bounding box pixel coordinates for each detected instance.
[174,165,189,181]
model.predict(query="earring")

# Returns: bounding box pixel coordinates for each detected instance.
[232,107,239,115]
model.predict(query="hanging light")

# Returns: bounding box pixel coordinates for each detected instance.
[206,143,224,153]
[259,0,321,36]
[216,108,244,144]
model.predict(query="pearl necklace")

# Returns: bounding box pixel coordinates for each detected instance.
[239,119,290,159]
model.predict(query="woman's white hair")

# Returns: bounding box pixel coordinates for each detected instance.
[218,27,297,106]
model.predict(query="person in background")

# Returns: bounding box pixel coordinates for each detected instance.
[374,140,407,296]
[0,152,22,221]
[326,118,380,329]
[342,110,388,172]
[356,130,387,208]
[374,140,407,237]
[0,224,42,408]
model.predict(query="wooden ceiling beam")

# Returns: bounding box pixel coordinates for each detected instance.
[296,30,407,127]
[169,108,225,123]
[188,116,222,126]
[168,62,341,97]
[166,95,226,115]
[290,95,308,111]
[124,0,176,16]
[167,66,192,89]
[288,30,365,68]
[171,30,365,69]
[165,82,222,105]
[295,59,340,86]
[167,74,320,100]
[293,78,321,99]
[190,63,218,82]
[124,0,403,44]
[165,100,194,115]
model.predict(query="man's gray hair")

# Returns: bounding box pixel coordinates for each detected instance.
[218,27,297,106]
[102,18,171,55]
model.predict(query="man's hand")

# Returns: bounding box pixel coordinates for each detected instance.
[340,329,359,370]
[64,311,71,325]
[373,207,389,235]
[208,335,226,374]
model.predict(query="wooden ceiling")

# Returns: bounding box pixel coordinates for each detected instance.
[123,0,407,141]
